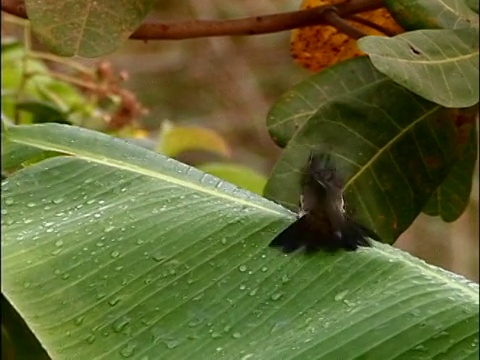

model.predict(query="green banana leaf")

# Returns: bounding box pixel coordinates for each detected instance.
[2,124,478,359]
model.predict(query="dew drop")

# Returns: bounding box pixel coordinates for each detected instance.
[52,198,64,204]
[111,250,120,259]
[210,332,222,339]
[112,317,130,332]
[151,253,165,262]
[104,225,115,233]
[5,198,14,205]
[238,265,248,272]
[334,290,348,301]
[193,293,204,301]
[270,322,287,333]
[74,316,85,326]
[108,298,121,307]
[119,342,136,358]
[51,248,62,256]
[165,339,181,349]
[55,240,63,247]
[188,318,203,328]
[271,292,283,301]
[240,354,254,360]
[432,331,449,339]
[232,332,242,339]
[410,309,421,317]
[85,334,96,344]
[249,288,258,296]
[413,344,427,352]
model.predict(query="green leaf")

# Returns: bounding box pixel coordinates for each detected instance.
[158,121,231,159]
[2,43,50,124]
[24,0,158,57]
[267,58,377,149]
[198,162,267,195]
[1,42,88,123]
[466,0,479,14]
[423,123,479,221]
[2,123,479,359]
[17,101,71,125]
[358,28,479,108]
[2,295,50,360]
[385,0,479,30]
[265,57,472,243]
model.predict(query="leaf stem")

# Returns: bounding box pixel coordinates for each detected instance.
[323,9,367,39]
[346,15,398,36]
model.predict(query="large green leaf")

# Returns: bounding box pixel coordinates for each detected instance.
[358,28,479,108]
[24,0,158,57]
[266,58,377,149]
[265,57,475,243]
[385,0,479,30]
[2,123,479,359]
[423,123,479,221]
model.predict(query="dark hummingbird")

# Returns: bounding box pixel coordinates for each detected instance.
[269,152,380,253]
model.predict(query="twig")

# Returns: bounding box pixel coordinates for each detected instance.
[28,71,98,92]
[2,0,385,40]
[346,14,397,36]
[323,9,367,39]
[28,51,95,76]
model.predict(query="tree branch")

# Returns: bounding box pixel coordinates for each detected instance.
[323,9,367,40]
[2,0,385,41]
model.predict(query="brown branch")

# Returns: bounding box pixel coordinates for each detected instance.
[346,14,397,36]
[2,0,385,41]
[323,9,367,39]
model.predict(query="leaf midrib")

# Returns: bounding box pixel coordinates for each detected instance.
[5,134,286,216]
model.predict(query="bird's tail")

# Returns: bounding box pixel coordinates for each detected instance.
[269,215,376,254]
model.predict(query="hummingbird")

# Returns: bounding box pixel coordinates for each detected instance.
[269,152,380,253]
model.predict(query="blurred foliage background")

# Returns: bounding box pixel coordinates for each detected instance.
[2,0,478,281]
